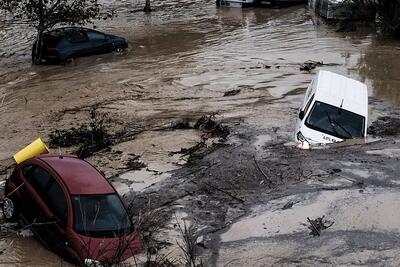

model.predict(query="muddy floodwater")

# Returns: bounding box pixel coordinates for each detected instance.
[1,0,400,266]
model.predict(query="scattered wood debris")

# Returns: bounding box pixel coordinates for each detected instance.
[306,216,334,236]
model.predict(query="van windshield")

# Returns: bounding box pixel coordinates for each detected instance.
[306,101,365,139]
[72,194,132,237]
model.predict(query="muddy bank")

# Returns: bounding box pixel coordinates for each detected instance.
[124,115,400,266]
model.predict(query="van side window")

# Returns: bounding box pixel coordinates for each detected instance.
[24,165,68,225]
[304,94,315,114]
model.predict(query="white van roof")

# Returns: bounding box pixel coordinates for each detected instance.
[314,70,368,117]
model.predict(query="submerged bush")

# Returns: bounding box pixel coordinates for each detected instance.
[48,111,112,158]
[343,0,400,36]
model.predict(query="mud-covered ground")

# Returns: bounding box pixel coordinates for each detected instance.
[1,0,400,266]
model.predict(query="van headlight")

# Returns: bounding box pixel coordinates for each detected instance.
[296,131,310,150]
[84,259,103,267]
[296,131,306,142]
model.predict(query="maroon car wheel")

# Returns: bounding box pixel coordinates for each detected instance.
[2,197,19,222]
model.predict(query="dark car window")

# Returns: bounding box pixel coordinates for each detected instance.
[23,165,68,224]
[69,31,88,43]
[87,31,106,41]
[43,35,60,48]
[72,194,131,237]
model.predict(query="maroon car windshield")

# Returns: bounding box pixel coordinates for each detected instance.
[72,194,132,237]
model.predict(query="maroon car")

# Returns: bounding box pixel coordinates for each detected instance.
[2,154,142,266]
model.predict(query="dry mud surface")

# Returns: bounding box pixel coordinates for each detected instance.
[1,0,400,266]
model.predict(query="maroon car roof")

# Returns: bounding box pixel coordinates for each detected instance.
[37,155,115,195]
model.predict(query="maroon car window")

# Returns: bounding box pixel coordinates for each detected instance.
[24,165,52,195]
[47,180,68,225]
[23,165,68,225]
[72,194,131,237]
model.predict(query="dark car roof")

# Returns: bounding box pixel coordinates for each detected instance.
[46,27,94,38]
[36,155,115,195]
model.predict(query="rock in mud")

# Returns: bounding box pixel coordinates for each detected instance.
[171,120,192,129]
[300,60,323,71]
[282,201,294,210]
[368,116,400,137]
[223,89,241,97]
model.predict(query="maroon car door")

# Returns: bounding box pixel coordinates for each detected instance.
[21,165,69,256]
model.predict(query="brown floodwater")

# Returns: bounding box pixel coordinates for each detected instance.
[1,0,400,265]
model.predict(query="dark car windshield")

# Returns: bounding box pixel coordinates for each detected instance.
[306,101,365,139]
[72,194,131,237]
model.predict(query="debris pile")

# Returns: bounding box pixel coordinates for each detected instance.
[169,115,230,162]
[194,114,230,139]
[171,114,230,140]
[299,60,324,71]
[48,111,112,159]
[368,116,400,137]
[124,154,147,171]
[306,216,334,236]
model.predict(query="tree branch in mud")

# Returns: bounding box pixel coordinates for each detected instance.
[0,0,103,64]
[305,216,334,237]
[253,156,274,187]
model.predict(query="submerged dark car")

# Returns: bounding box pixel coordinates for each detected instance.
[32,27,128,63]
[2,155,142,266]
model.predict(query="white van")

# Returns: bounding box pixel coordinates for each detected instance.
[295,70,368,147]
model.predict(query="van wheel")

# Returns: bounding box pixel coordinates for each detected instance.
[3,197,19,222]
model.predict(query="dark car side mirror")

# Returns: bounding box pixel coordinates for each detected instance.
[299,110,305,120]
